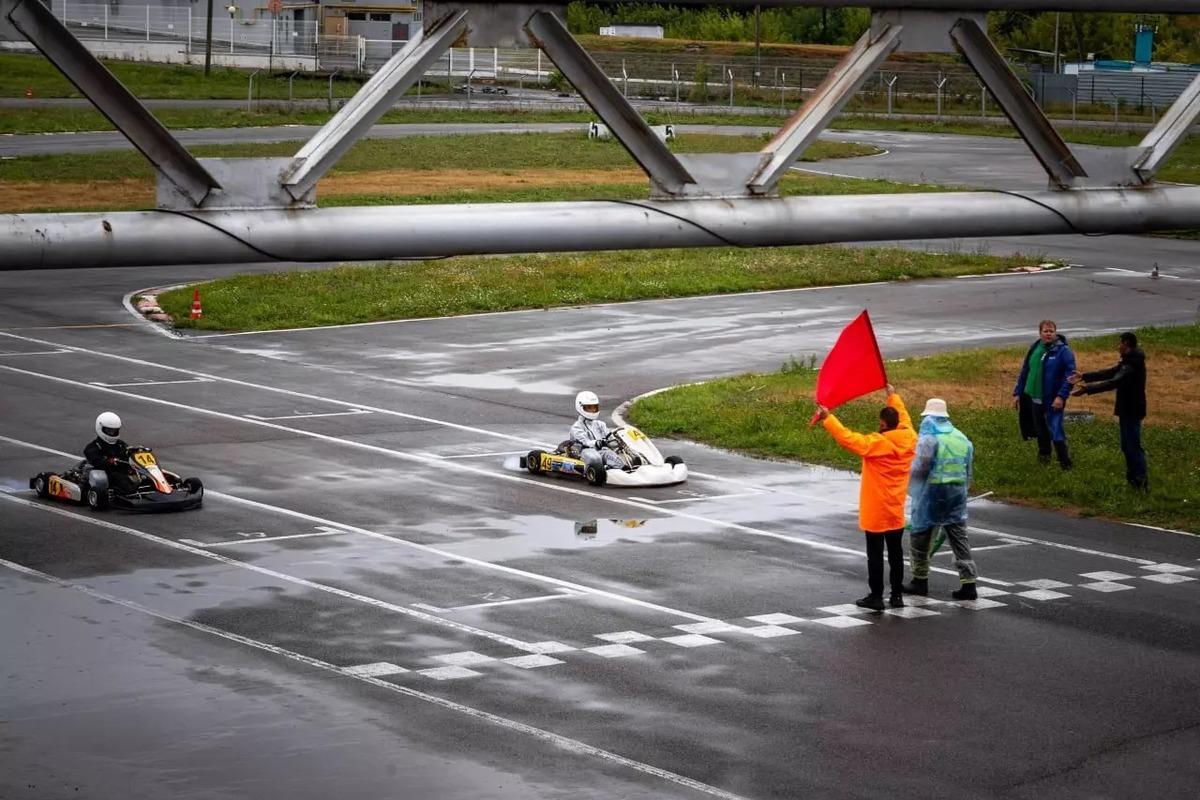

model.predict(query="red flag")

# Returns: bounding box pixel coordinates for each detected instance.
[811,310,888,423]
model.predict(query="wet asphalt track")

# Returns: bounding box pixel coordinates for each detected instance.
[2,135,1200,799]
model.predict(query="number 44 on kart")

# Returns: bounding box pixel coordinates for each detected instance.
[521,426,687,487]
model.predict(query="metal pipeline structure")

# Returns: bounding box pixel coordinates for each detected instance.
[7,186,1200,269]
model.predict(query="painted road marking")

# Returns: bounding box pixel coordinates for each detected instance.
[1081,571,1135,581]
[883,607,940,619]
[672,621,743,635]
[436,450,529,460]
[417,666,483,681]
[746,613,807,625]
[1015,589,1071,601]
[632,490,768,505]
[181,526,346,548]
[954,598,1007,610]
[342,662,409,677]
[502,654,564,669]
[595,631,656,644]
[973,586,1011,598]
[810,616,872,629]
[661,634,722,648]
[1141,563,1195,573]
[245,409,372,421]
[89,377,215,387]
[817,604,873,617]
[1019,579,1073,589]
[0,349,70,356]
[743,625,802,638]
[433,651,496,667]
[521,641,576,655]
[1142,573,1196,585]
[1079,581,1135,593]
[0,557,755,800]
[413,588,585,613]
[583,644,645,658]
[936,541,1030,554]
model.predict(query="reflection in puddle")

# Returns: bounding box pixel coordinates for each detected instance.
[574,519,647,540]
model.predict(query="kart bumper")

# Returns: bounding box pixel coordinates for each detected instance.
[110,488,203,512]
[606,463,688,487]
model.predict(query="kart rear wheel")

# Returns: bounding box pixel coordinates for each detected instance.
[526,450,545,475]
[183,477,204,506]
[585,464,607,487]
[33,475,48,498]
[86,486,109,511]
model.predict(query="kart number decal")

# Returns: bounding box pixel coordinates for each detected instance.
[48,475,79,501]
[625,428,645,441]
[132,451,157,468]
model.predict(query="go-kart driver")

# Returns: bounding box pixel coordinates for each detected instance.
[84,411,135,493]
[569,391,626,470]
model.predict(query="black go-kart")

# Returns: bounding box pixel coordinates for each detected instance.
[30,446,203,512]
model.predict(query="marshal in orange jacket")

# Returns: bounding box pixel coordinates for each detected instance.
[821,393,917,533]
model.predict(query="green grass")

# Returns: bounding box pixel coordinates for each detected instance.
[155,246,1037,332]
[0,132,878,184]
[628,324,1200,533]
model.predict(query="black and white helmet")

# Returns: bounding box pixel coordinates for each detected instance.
[575,391,600,421]
[95,411,122,444]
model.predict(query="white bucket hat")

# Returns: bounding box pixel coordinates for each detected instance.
[921,398,949,417]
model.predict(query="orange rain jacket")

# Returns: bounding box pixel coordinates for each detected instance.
[822,393,917,533]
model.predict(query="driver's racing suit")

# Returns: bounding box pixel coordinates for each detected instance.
[84,436,136,493]
[569,417,626,469]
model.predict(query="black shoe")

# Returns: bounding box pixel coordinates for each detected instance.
[855,594,885,612]
[889,594,905,608]
[1053,441,1073,470]
[952,584,978,601]
[901,579,928,596]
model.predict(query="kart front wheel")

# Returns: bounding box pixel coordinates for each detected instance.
[585,464,607,487]
[183,477,204,506]
[525,450,545,475]
[86,487,109,511]
[665,456,683,466]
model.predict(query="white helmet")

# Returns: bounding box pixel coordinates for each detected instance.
[95,411,122,444]
[575,391,600,420]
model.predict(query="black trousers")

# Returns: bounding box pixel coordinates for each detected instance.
[865,529,905,598]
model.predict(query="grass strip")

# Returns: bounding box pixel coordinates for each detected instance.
[0,132,876,184]
[628,324,1200,532]
[155,246,1036,332]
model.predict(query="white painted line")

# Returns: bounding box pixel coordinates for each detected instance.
[521,641,576,655]
[423,590,584,613]
[1124,522,1196,537]
[745,613,806,625]
[661,634,722,648]
[973,586,1010,598]
[936,541,1029,555]
[502,654,564,669]
[0,349,70,357]
[672,621,743,635]
[1019,579,1072,590]
[189,529,348,548]
[743,625,802,638]
[1080,571,1134,581]
[810,616,872,628]
[1078,581,1135,593]
[418,666,483,681]
[594,631,656,644]
[1141,573,1196,585]
[0,490,538,652]
[90,378,214,387]
[1015,589,1071,601]
[900,596,950,607]
[972,526,1158,566]
[583,644,645,658]
[633,490,767,505]
[0,557,754,800]
[245,409,372,421]
[883,606,940,619]
[433,651,495,667]
[1140,563,1195,573]
[342,662,409,677]
[816,604,872,617]
[954,598,1006,610]
[435,450,529,460]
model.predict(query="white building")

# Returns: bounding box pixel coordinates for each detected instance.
[599,23,663,40]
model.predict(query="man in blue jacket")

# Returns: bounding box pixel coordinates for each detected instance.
[1012,320,1076,469]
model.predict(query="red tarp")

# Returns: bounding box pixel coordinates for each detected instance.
[814,310,888,412]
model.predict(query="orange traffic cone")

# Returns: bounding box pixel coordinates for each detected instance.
[189,288,203,320]
[25,86,33,99]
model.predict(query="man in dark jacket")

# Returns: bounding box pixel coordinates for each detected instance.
[1012,320,1077,469]
[1069,332,1148,491]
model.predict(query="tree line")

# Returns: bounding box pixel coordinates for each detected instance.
[568,3,1200,64]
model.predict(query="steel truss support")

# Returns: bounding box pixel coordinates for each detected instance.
[749,24,902,194]
[949,17,1086,189]
[0,0,220,206]
[7,186,1200,269]
[283,11,468,200]
[1132,73,1200,182]
[525,11,695,196]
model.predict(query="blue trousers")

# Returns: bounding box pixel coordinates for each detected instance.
[1119,417,1148,483]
